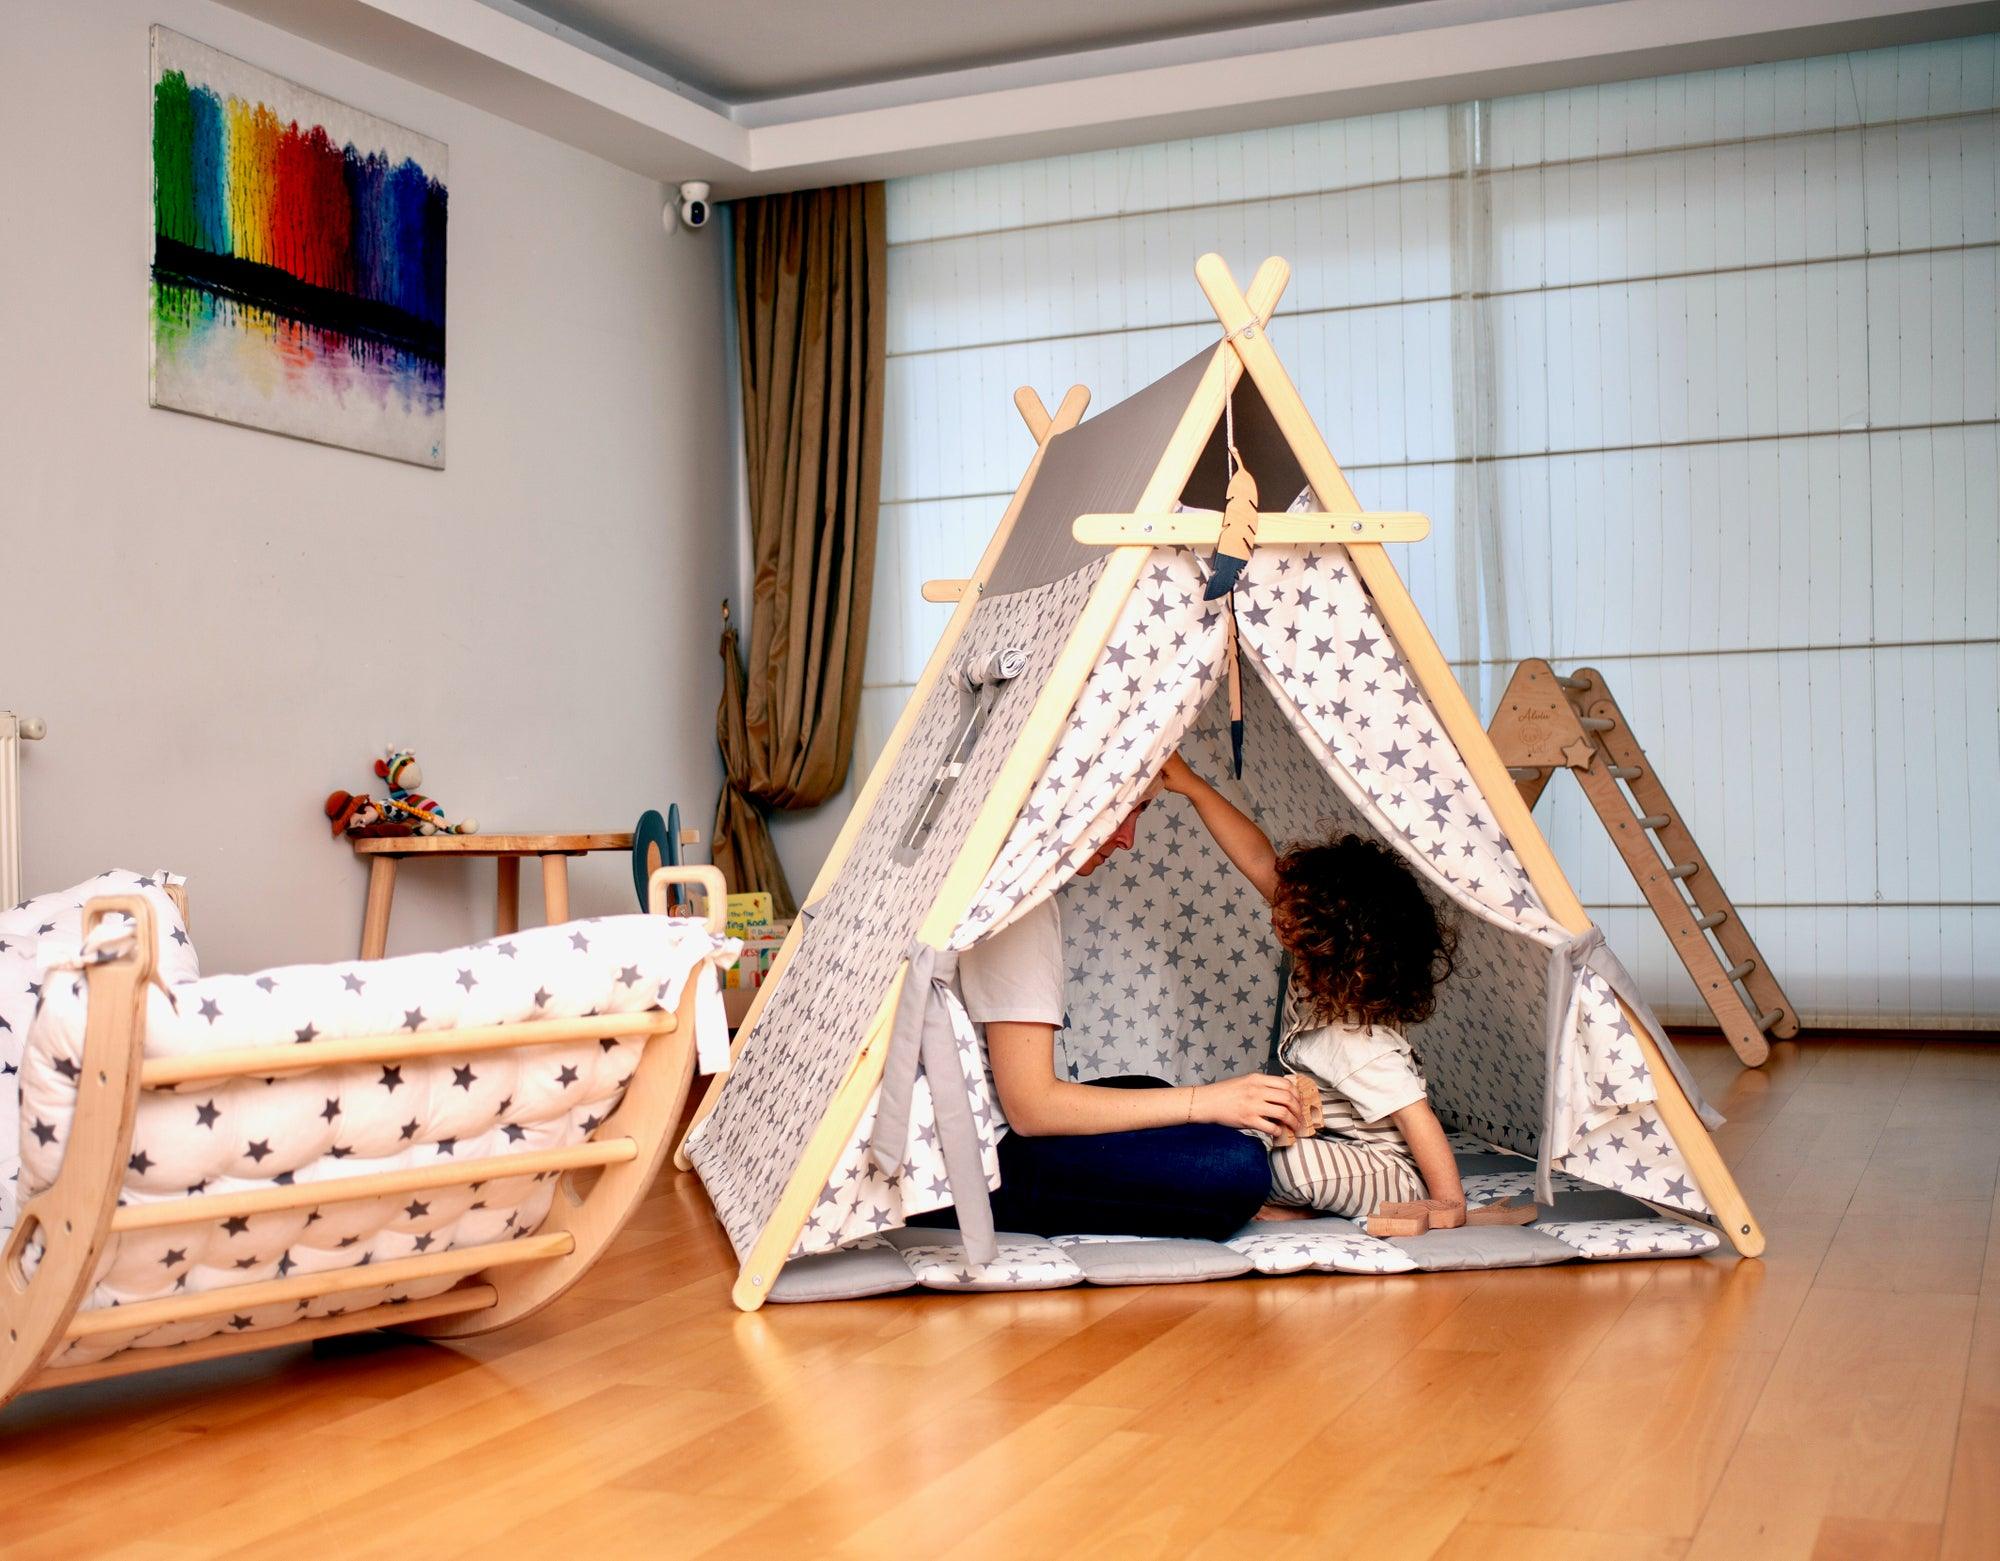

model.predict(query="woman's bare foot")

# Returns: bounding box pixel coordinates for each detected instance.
[1252,1202,1315,1222]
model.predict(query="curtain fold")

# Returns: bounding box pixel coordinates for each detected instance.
[715,182,887,917]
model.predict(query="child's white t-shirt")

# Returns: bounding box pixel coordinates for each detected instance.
[1280,990,1427,1147]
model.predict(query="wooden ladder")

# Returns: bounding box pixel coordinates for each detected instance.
[1487,659,1800,1067]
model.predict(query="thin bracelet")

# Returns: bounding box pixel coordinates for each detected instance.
[1185,1086,1195,1123]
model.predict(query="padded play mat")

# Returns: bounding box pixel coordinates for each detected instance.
[767,1142,1719,1302]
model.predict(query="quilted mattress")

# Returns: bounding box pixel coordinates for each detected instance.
[768,1144,1720,1302]
[3,872,734,1366]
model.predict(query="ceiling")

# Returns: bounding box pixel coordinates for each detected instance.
[223,0,2000,193]
[506,0,1433,100]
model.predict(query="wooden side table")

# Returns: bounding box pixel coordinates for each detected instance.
[351,832,634,959]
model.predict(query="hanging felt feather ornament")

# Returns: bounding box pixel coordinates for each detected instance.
[1202,450,1260,602]
[1226,607,1245,778]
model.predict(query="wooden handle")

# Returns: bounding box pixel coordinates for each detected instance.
[649,864,728,933]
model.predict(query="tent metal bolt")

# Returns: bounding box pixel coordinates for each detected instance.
[1349,519,1362,533]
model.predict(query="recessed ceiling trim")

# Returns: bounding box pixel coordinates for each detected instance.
[221,0,2000,194]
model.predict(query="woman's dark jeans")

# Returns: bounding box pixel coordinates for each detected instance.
[911,1076,1272,1241]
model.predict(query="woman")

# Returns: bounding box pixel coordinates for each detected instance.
[922,759,1302,1240]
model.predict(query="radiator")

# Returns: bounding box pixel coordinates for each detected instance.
[0,711,44,910]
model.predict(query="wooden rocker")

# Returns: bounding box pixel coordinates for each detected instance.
[0,866,724,1412]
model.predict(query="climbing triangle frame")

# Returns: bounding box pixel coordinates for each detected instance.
[1488,658,1802,1067]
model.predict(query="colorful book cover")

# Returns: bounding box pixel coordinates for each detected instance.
[724,892,775,939]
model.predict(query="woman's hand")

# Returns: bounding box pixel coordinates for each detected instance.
[1195,1073,1306,1136]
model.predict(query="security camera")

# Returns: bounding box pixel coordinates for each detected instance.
[678,181,712,231]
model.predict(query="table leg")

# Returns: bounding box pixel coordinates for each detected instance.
[360,857,398,960]
[496,856,521,936]
[541,853,571,924]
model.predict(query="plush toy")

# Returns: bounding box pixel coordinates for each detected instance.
[324,790,405,838]
[372,748,478,836]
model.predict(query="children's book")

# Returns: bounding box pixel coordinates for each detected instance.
[724,892,775,939]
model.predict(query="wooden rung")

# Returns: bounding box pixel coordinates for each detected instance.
[65,1232,572,1340]
[921,579,970,603]
[1665,862,1698,881]
[1507,766,1542,781]
[110,1138,638,1233]
[1556,674,1591,692]
[1579,716,1614,731]
[1758,1007,1785,1032]
[29,1284,498,1391]
[1608,765,1642,780]
[1694,910,1727,931]
[1724,959,1756,981]
[141,1010,674,1089]
[1637,813,1670,830]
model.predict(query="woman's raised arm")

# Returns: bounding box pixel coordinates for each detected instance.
[1158,752,1279,901]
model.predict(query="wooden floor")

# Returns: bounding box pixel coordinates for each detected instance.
[2,1034,1995,1559]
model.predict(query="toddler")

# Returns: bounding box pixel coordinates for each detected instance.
[1157,753,1465,1221]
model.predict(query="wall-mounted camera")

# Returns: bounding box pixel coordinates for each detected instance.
[664,180,712,235]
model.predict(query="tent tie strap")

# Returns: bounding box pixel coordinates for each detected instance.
[869,940,998,1266]
[1540,926,1724,1205]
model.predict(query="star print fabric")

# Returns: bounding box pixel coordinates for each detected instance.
[687,567,1104,1262]
[15,910,734,1365]
[695,517,1720,1273]
[1,870,194,1235]
[954,540,1712,1217]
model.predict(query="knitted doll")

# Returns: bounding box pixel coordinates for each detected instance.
[372,749,479,835]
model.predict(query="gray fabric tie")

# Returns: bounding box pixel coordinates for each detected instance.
[1540,927,1724,1205]
[869,941,999,1266]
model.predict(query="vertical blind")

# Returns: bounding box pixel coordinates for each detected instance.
[864,37,2000,1028]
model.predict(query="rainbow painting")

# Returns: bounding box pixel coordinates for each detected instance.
[149,29,447,467]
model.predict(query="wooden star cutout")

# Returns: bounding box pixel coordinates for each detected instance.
[1561,737,1597,769]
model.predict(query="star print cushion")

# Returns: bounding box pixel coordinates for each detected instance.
[0,870,196,1236]
[1536,1219,1721,1260]
[17,913,735,1365]
[0,868,198,984]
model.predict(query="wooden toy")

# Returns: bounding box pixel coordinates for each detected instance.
[1465,1197,1539,1227]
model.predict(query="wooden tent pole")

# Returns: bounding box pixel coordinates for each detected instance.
[1194,253,1763,1258]
[673,385,1092,1169]
[726,260,1294,1309]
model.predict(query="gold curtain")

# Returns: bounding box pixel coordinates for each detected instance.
[714,183,887,917]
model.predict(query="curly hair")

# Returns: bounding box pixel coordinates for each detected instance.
[1270,833,1458,1032]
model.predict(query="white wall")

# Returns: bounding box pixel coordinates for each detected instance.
[859,37,2000,1029]
[1,0,736,972]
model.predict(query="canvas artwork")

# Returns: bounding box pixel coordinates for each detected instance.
[149,27,447,467]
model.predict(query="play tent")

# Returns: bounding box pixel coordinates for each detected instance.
[683,255,1761,1309]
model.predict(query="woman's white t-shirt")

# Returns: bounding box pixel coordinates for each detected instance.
[957,897,1066,1027]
